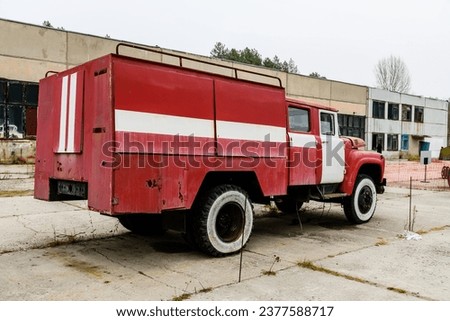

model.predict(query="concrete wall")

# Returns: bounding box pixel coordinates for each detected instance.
[285,74,367,116]
[368,88,448,159]
[0,140,35,164]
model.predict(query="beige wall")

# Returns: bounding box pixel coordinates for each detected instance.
[0,18,368,116]
[285,73,367,115]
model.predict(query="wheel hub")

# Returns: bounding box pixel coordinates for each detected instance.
[216,203,244,242]
[358,186,373,214]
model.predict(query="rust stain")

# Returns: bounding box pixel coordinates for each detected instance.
[64,258,104,278]
[178,181,184,202]
[146,178,162,190]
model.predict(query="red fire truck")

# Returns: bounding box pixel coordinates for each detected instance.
[35,44,386,256]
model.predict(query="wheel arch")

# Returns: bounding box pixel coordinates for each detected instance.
[193,171,264,207]
[358,163,382,185]
[341,162,383,195]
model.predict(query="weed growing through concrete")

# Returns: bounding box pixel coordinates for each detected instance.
[416,225,450,235]
[197,281,212,294]
[172,293,192,301]
[296,260,368,283]
[0,190,33,197]
[51,225,87,247]
[375,238,388,246]
[297,260,425,299]
[262,255,281,276]
[387,287,407,294]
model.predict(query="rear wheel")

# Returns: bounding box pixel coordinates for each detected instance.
[118,214,166,235]
[343,175,377,224]
[192,184,253,256]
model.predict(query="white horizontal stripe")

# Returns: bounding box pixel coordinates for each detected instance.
[216,120,286,142]
[289,132,317,148]
[115,109,215,138]
[115,109,288,143]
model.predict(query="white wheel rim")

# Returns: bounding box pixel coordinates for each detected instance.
[354,178,376,221]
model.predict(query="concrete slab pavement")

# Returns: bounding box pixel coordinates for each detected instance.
[0,196,126,253]
[0,186,449,301]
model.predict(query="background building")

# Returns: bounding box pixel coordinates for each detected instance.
[368,88,448,159]
[0,18,448,162]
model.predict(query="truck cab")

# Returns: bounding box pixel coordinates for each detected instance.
[279,98,385,224]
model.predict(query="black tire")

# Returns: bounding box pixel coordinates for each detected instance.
[118,214,166,236]
[275,199,303,214]
[192,184,253,257]
[343,174,377,224]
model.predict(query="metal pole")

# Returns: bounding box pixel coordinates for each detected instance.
[409,177,412,231]
[238,195,247,283]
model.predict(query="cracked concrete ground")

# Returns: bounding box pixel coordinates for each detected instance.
[0,184,449,301]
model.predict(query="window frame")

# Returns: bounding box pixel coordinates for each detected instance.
[320,112,335,136]
[388,103,399,120]
[288,106,311,133]
[414,106,424,123]
[372,100,385,119]
[402,104,412,121]
[387,134,399,151]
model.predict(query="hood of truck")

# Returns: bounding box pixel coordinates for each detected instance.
[341,136,366,150]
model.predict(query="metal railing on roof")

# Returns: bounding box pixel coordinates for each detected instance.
[115,42,283,88]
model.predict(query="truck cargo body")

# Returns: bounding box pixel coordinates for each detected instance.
[35,54,292,214]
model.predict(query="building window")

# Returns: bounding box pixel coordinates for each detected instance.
[388,103,399,120]
[338,114,365,139]
[0,80,6,103]
[372,133,385,151]
[372,101,385,119]
[414,106,424,123]
[0,79,39,139]
[402,105,412,121]
[288,107,310,132]
[401,134,409,151]
[387,134,399,151]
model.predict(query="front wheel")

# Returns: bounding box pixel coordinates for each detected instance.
[343,175,377,224]
[192,184,253,256]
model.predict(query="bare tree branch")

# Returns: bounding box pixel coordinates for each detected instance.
[375,55,411,93]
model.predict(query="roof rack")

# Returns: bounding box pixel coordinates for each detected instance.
[115,43,283,88]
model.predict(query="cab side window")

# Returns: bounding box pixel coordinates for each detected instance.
[288,107,310,132]
[320,112,335,135]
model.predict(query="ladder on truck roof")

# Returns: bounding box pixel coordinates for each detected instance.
[115,42,284,88]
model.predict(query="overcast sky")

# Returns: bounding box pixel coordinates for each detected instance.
[1,0,449,99]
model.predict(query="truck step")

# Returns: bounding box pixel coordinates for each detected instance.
[314,192,347,200]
